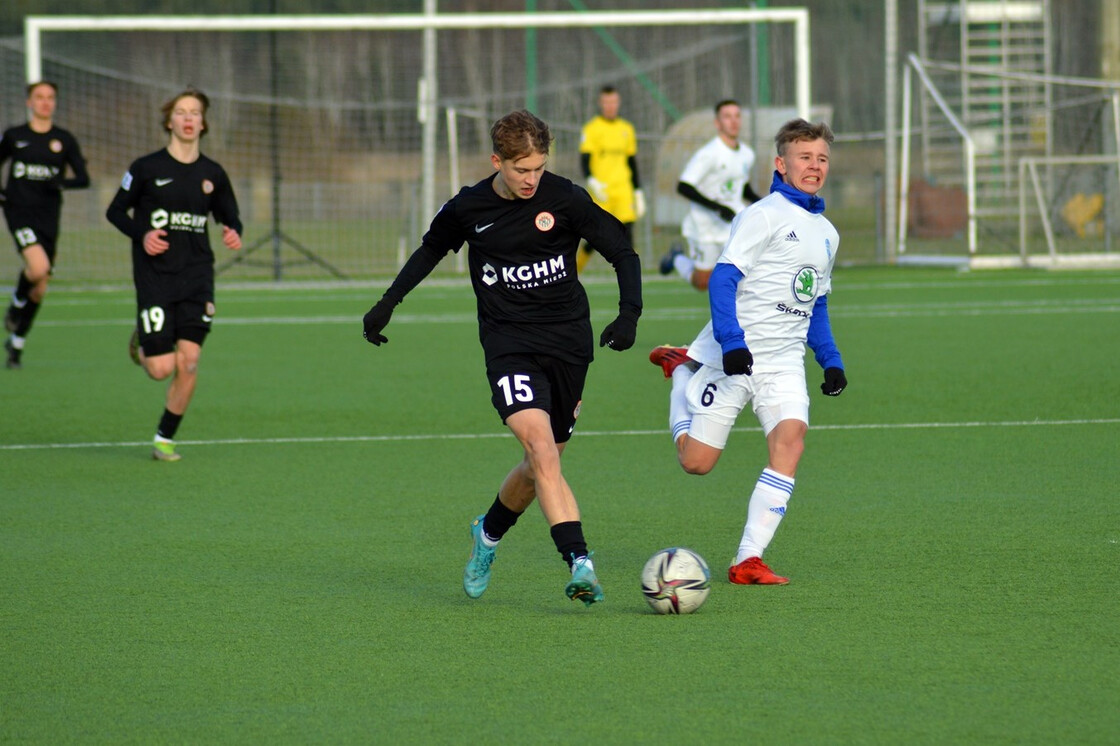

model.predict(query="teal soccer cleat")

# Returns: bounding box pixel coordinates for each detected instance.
[463,515,496,599]
[565,555,604,606]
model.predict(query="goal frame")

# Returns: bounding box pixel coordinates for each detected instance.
[25,9,811,223]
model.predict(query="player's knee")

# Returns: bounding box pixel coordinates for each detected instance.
[677,448,717,475]
[145,359,175,381]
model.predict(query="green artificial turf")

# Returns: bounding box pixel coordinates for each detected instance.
[2,267,1118,743]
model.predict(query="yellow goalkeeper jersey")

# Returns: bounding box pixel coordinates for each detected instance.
[579,115,638,221]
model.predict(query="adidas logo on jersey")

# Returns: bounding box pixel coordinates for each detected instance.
[784,230,799,242]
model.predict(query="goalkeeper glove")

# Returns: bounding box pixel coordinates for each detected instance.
[722,348,753,375]
[362,297,396,346]
[586,176,608,203]
[633,189,647,219]
[599,311,638,351]
[821,367,847,396]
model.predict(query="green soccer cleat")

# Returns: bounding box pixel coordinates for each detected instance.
[128,327,141,366]
[565,554,604,606]
[152,439,181,462]
[463,515,497,599]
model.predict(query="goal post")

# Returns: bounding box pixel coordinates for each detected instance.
[18,9,812,283]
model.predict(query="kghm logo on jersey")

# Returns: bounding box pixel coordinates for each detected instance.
[150,208,208,232]
[535,212,555,232]
[791,266,818,304]
[481,256,568,290]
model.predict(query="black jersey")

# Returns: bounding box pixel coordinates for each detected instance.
[0,123,89,208]
[106,149,242,276]
[421,170,638,364]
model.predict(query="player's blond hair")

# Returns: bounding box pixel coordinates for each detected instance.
[490,110,553,162]
[775,119,834,156]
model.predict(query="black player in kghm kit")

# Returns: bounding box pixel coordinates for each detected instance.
[106,88,242,462]
[1,81,89,369]
[362,109,643,607]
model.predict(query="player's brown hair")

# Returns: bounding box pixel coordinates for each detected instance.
[775,119,834,156]
[26,80,58,97]
[161,87,210,138]
[490,110,553,162]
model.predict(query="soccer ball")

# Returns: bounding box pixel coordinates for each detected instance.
[641,547,711,615]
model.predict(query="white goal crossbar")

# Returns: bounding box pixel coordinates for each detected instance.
[25,10,810,117]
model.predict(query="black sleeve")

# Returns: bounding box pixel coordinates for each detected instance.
[105,169,146,241]
[211,168,243,235]
[742,181,762,204]
[580,153,592,180]
[382,242,449,305]
[677,181,725,213]
[627,155,641,190]
[609,251,642,318]
[61,133,90,190]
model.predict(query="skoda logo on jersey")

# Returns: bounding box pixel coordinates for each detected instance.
[480,262,498,287]
[792,266,819,304]
[12,161,24,179]
[151,209,170,229]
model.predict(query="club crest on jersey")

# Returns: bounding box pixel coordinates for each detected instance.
[792,266,819,304]
[202,179,214,195]
[535,212,555,232]
[49,139,62,153]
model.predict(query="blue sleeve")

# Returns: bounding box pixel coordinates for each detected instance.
[709,262,747,353]
[807,295,844,370]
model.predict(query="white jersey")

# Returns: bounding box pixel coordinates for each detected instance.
[687,190,839,373]
[679,136,756,245]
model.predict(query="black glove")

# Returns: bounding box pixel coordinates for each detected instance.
[722,348,753,375]
[599,311,638,351]
[362,298,396,346]
[821,367,847,396]
[717,205,737,222]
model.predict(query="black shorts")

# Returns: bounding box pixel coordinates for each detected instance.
[4,205,60,264]
[133,266,215,357]
[486,353,588,444]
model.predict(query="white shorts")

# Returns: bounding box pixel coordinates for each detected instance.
[685,364,810,450]
[685,239,725,272]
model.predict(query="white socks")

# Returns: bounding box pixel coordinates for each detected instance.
[669,363,692,444]
[673,252,694,283]
[735,468,794,564]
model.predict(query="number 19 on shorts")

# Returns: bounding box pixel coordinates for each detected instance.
[139,306,166,333]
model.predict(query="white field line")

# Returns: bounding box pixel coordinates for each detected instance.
[27,296,1120,328]
[1,418,1117,452]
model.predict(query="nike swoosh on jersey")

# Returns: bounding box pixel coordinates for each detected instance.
[156,178,174,187]
[475,222,495,233]
[15,141,29,148]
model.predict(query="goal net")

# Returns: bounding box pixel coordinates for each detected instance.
[4,9,810,284]
[900,57,1120,266]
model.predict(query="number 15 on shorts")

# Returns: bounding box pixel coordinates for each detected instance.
[497,374,534,406]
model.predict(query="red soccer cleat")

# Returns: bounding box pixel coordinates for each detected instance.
[649,345,691,379]
[728,557,789,585]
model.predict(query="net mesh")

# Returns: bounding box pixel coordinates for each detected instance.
[2,19,805,284]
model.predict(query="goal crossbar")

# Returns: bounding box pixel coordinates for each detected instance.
[25,9,811,119]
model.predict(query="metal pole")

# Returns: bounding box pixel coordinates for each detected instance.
[884,0,898,263]
[421,0,438,223]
